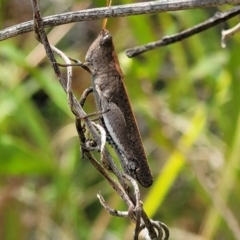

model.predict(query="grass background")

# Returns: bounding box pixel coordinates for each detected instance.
[0,0,240,239]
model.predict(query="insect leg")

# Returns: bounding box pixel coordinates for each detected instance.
[79,87,93,107]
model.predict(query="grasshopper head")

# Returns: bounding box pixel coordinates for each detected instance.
[85,29,119,76]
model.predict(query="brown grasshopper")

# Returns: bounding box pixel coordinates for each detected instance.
[78,11,153,188]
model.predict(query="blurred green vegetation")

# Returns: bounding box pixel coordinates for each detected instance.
[1,0,240,239]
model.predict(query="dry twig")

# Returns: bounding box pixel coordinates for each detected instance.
[221,22,240,47]
[126,5,240,57]
[1,0,240,41]
[31,0,169,239]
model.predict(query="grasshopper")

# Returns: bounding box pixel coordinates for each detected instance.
[79,25,153,188]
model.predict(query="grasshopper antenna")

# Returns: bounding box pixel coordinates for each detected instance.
[102,0,112,30]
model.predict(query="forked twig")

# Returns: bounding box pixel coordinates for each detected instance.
[31,0,169,239]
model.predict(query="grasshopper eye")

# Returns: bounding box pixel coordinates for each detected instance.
[100,33,112,46]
